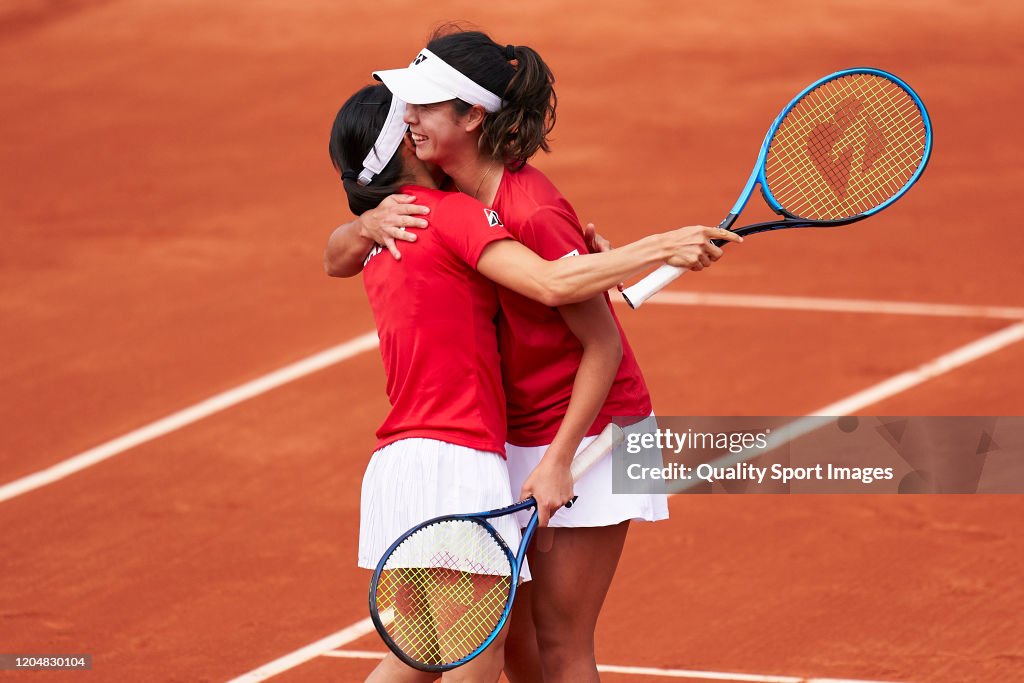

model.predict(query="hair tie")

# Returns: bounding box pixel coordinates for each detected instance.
[504,44,516,61]
[341,170,359,181]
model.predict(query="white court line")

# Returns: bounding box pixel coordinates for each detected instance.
[617,290,1024,320]
[320,650,901,683]
[669,321,1024,492]
[224,618,378,683]
[269,324,1023,682]
[0,332,379,504]
[812,321,1024,415]
[5,291,1021,505]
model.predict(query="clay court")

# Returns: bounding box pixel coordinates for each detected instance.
[2,1,1022,681]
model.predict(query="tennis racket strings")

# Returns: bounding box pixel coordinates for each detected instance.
[374,518,513,667]
[766,71,928,221]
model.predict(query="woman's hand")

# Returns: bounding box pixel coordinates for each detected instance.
[519,455,575,528]
[663,225,743,271]
[583,222,625,291]
[583,222,612,253]
[359,194,430,260]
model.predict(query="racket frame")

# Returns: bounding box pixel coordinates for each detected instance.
[622,67,933,309]
[730,67,933,228]
[368,497,539,673]
[368,422,624,673]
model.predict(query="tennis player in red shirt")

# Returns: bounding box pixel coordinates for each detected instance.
[330,83,736,682]
[326,27,741,683]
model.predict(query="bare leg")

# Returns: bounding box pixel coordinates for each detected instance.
[528,522,630,683]
[503,580,544,682]
[365,653,438,683]
[366,626,507,683]
[441,621,508,683]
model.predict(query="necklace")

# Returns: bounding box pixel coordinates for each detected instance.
[459,163,499,200]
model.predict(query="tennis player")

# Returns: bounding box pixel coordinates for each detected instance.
[325,27,740,683]
[330,83,735,682]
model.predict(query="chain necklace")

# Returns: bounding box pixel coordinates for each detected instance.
[458,162,499,200]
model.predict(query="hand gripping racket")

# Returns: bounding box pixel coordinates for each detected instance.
[369,422,624,673]
[622,67,933,308]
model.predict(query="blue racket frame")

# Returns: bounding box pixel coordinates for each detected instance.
[714,67,933,239]
[368,497,542,673]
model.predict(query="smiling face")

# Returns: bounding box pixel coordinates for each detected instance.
[403,100,485,170]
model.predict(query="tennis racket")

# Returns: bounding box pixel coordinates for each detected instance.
[368,422,624,673]
[622,67,933,308]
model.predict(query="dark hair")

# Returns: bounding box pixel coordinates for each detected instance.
[328,84,405,215]
[427,26,556,170]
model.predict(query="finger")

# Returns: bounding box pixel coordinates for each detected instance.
[387,227,418,242]
[706,243,724,260]
[383,237,402,260]
[401,216,429,229]
[710,227,744,243]
[392,204,431,216]
[585,223,613,253]
[388,194,417,204]
[537,506,549,528]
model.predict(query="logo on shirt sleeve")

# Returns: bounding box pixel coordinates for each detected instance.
[560,249,580,259]
[483,209,503,228]
[363,243,384,266]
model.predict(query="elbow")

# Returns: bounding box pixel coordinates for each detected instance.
[541,279,579,307]
[540,286,565,308]
[324,251,360,278]
[609,334,624,365]
[596,332,624,368]
[324,252,343,278]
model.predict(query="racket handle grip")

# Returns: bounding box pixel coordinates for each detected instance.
[620,264,684,309]
[570,423,625,482]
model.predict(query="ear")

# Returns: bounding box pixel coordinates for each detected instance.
[461,104,488,133]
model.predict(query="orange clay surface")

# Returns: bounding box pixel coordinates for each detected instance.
[1,1,1022,682]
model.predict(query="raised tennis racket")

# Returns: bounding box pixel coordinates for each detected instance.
[368,422,624,673]
[621,67,933,308]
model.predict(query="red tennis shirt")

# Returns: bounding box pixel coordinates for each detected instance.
[492,165,653,446]
[362,185,512,454]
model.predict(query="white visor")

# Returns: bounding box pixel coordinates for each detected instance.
[357,95,408,186]
[372,48,504,113]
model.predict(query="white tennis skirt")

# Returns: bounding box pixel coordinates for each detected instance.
[359,438,531,581]
[506,414,670,528]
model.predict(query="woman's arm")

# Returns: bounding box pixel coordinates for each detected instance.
[517,296,623,527]
[475,225,740,306]
[324,194,430,277]
[324,221,374,278]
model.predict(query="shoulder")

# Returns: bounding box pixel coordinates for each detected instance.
[501,164,577,223]
[400,186,501,229]
[435,189,485,214]
[506,164,565,203]
[435,191,506,230]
